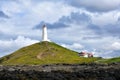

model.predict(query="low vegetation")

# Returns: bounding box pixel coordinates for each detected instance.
[0,41,99,65]
[98,57,120,63]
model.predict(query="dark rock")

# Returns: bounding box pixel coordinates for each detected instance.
[0,63,120,80]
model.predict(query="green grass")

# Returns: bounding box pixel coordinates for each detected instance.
[98,57,120,63]
[0,41,99,65]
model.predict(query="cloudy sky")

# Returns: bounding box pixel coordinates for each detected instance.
[0,0,120,58]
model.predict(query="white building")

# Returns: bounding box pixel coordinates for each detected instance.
[79,52,93,58]
[42,25,50,42]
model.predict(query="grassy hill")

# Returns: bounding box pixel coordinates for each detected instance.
[0,41,98,65]
[98,57,120,63]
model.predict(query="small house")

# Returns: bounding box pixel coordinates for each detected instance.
[79,51,93,58]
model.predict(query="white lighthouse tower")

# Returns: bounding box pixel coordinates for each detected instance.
[42,24,49,41]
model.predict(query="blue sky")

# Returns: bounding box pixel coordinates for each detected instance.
[0,0,120,58]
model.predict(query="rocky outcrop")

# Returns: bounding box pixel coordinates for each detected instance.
[0,63,120,80]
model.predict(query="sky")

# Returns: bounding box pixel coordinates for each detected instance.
[0,0,120,58]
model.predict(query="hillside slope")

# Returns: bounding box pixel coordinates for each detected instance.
[0,41,98,65]
[99,57,120,63]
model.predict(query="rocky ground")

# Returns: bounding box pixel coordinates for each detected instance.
[0,63,120,80]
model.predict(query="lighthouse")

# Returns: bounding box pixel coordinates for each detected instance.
[42,24,49,41]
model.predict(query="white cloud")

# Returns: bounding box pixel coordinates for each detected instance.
[13,36,39,47]
[49,23,95,42]
[91,11,120,26]
[30,1,75,23]
[68,0,120,12]
[0,0,76,39]
[111,42,120,50]
[105,42,120,50]
[0,36,39,57]
[1,0,75,25]
[61,43,84,50]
